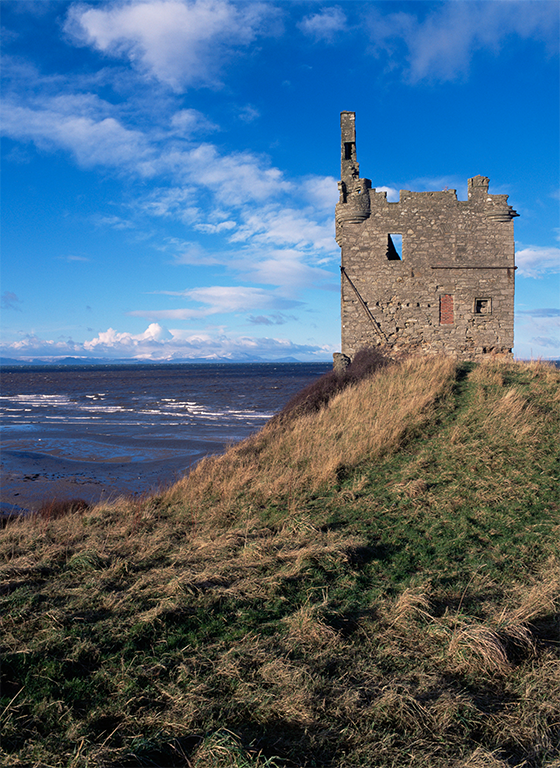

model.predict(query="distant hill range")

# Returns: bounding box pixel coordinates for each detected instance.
[0,355,311,366]
[1,355,557,367]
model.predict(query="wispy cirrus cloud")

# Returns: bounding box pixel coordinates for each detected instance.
[131,285,302,320]
[515,245,560,278]
[171,142,293,204]
[515,307,560,359]
[1,97,156,173]
[170,108,219,135]
[241,253,335,295]
[2,90,291,205]
[298,6,347,43]
[1,40,333,319]
[94,214,136,230]
[229,205,335,252]
[58,254,91,262]
[65,0,282,91]
[517,308,560,318]
[248,313,296,326]
[365,1,559,83]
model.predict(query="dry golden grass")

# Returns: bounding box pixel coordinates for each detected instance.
[162,354,456,526]
[188,729,281,767]
[457,748,512,768]
[1,356,559,768]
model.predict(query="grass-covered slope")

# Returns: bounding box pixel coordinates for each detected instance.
[1,356,559,768]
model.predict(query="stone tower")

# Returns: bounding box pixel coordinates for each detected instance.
[335,112,518,360]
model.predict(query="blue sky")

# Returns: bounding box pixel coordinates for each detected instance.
[1,0,559,361]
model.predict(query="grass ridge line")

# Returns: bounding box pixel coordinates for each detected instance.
[1,355,559,767]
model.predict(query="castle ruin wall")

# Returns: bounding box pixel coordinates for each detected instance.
[336,112,518,360]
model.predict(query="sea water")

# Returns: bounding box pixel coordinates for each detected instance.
[0,362,331,513]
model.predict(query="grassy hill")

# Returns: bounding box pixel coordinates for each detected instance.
[1,355,559,768]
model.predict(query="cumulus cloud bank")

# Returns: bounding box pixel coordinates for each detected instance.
[0,323,331,361]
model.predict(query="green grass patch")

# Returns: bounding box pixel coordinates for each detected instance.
[1,357,558,767]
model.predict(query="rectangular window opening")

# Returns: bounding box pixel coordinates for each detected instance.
[387,234,402,261]
[344,142,355,160]
[440,294,454,325]
[474,298,492,315]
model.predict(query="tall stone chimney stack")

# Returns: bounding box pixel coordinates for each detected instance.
[340,111,359,188]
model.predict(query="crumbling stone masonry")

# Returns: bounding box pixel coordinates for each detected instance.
[335,112,518,361]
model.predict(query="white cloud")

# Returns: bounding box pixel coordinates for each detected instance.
[515,245,560,278]
[375,186,400,203]
[518,308,560,318]
[248,313,296,326]
[528,336,560,350]
[194,220,237,234]
[132,141,293,210]
[84,322,173,351]
[237,104,260,123]
[243,254,334,295]
[172,143,293,204]
[2,91,295,216]
[514,308,560,360]
[170,108,219,135]
[2,98,155,172]
[365,1,559,83]
[167,241,224,265]
[134,285,302,318]
[65,0,280,91]
[230,206,336,253]
[137,186,200,222]
[298,7,347,43]
[3,334,83,356]
[95,214,136,229]
[128,308,209,320]
[301,175,339,211]
[0,325,332,361]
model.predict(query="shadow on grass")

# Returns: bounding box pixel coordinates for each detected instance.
[112,720,336,767]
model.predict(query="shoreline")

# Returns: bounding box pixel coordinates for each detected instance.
[0,446,222,515]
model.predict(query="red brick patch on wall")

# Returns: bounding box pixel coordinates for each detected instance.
[440,294,454,325]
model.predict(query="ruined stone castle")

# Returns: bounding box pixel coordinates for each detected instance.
[335,112,518,362]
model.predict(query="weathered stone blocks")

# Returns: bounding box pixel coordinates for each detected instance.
[336,112,517,361]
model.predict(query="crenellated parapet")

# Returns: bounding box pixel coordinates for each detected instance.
[335,112,518,362]
[468,175,519,222]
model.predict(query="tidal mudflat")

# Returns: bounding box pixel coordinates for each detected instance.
[0,362,331,513]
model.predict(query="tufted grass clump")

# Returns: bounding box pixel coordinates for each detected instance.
[1,356,558,768]
[274,345,391,422]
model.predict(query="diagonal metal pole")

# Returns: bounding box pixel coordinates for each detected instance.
[341,266,388,343]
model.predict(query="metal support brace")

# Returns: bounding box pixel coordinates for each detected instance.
[340,266,388,343]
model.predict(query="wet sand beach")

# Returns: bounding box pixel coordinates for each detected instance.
[0,440,225,514]
[0,362,331,515]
